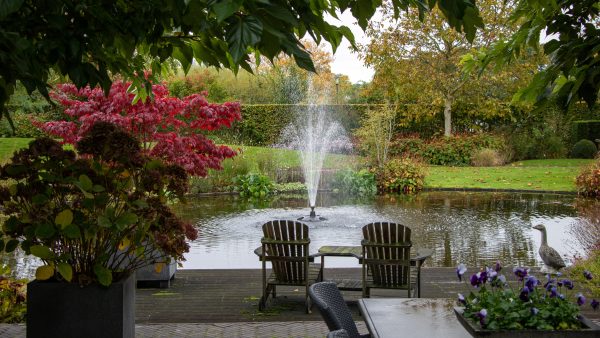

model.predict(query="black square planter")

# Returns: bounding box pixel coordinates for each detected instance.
[27,274,135,338]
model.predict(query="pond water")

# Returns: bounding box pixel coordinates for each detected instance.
[4,191,596,278]
[173,191,591,270]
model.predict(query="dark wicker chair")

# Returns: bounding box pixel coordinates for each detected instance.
[309,282,370,338]
[258,220,323,313]
[361,221,413,298]
[327,329,350,338]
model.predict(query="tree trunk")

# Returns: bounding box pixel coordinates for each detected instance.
[443,96,452,137]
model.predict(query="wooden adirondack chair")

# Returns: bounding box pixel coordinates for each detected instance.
[361,221,412,298]
[257,220,323,313]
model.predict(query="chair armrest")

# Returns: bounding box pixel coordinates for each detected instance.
[361,240,412,248]
[254,246,264,258]
[261,238,311,245]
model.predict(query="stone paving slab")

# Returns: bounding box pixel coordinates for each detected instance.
[0,322,369,338]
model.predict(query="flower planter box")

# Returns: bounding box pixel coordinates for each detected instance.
[27,274,135,338]
[136,259,177,288]
[454,307,600,338]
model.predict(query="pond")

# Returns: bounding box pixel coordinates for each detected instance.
[174,191,592,270]
[4,191,596,278]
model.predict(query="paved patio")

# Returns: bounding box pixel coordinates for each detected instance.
[3,268,599,337]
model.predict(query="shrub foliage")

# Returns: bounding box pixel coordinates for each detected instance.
[376,157,427,193]
[576,159,600,197]
[391,134,506,166]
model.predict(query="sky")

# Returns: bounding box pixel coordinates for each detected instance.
[325,11,377,84]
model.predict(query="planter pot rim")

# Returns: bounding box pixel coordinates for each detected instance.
[454,307,600,337]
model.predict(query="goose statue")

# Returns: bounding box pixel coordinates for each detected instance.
[533,224,566,272]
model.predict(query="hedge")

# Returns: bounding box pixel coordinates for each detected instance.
[215,104,370,146]
[572,120,600,145]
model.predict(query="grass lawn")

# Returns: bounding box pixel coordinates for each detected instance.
[426,159,594,192]
[0,139,592,192]
[0,138,33,162]
[233,145,360,170]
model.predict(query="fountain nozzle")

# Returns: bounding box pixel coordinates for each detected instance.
[298,205,327,222]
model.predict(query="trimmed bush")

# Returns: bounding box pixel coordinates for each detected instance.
[471,148,504,167]
[571,139,597,159]
[376,157,427,193]
[576,159,600,197]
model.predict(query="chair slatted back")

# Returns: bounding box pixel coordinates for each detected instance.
[262,220,310,283]
[362,221,411,287]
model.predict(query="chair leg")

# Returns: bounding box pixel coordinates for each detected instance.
[306,284,312,314]
[272,285,276,298]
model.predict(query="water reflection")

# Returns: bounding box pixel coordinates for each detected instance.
[172,191,585,270]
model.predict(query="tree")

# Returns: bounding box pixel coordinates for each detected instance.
[355,103,397,168]
[35,81,240,177]
[0,0,483,120]
[482,0,600,110]
[361,0,537,136]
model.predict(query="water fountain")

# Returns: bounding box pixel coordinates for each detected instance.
[279,80,349,221]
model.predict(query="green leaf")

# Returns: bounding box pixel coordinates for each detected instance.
[97,215,112,228]
[3,216,19,232]
[92,185,105,192]
[146,159,163,170]
[79,174,93,191]
[212,0,243,22]
[173,44,194,73]
[0,0,24,20]
[8,183,17,196]
[4,239,18,252]
[30,245,54,259]
[35,223,56,239]
[57,262,73,282]
[115,212,138,230]
[35,265,55,280]
[55,209,73,228]
[62,224,81,239]
[227,15,263,62]
[133,199,148,209]
[32,193,48,205]
[94,265,112,286]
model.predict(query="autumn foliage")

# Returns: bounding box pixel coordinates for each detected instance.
[35,81,241,176]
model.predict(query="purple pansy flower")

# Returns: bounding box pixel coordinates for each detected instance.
[519,287,530,302]
[494,261,502,272]
[583,270,593,280]
[497,275,506,284]
[577,293,586,306]
[477,309,487,326]
[561,279,574,290]
[513,267,528,281]
[591,299,599,310]
[525,276,539,292]
[549,286,558,298]
[458,293,466,305]
[486,267,497,280]
[479,270,488,284]
[456,264,467,281]
[470,273,481,287]
[544,274,555,289]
